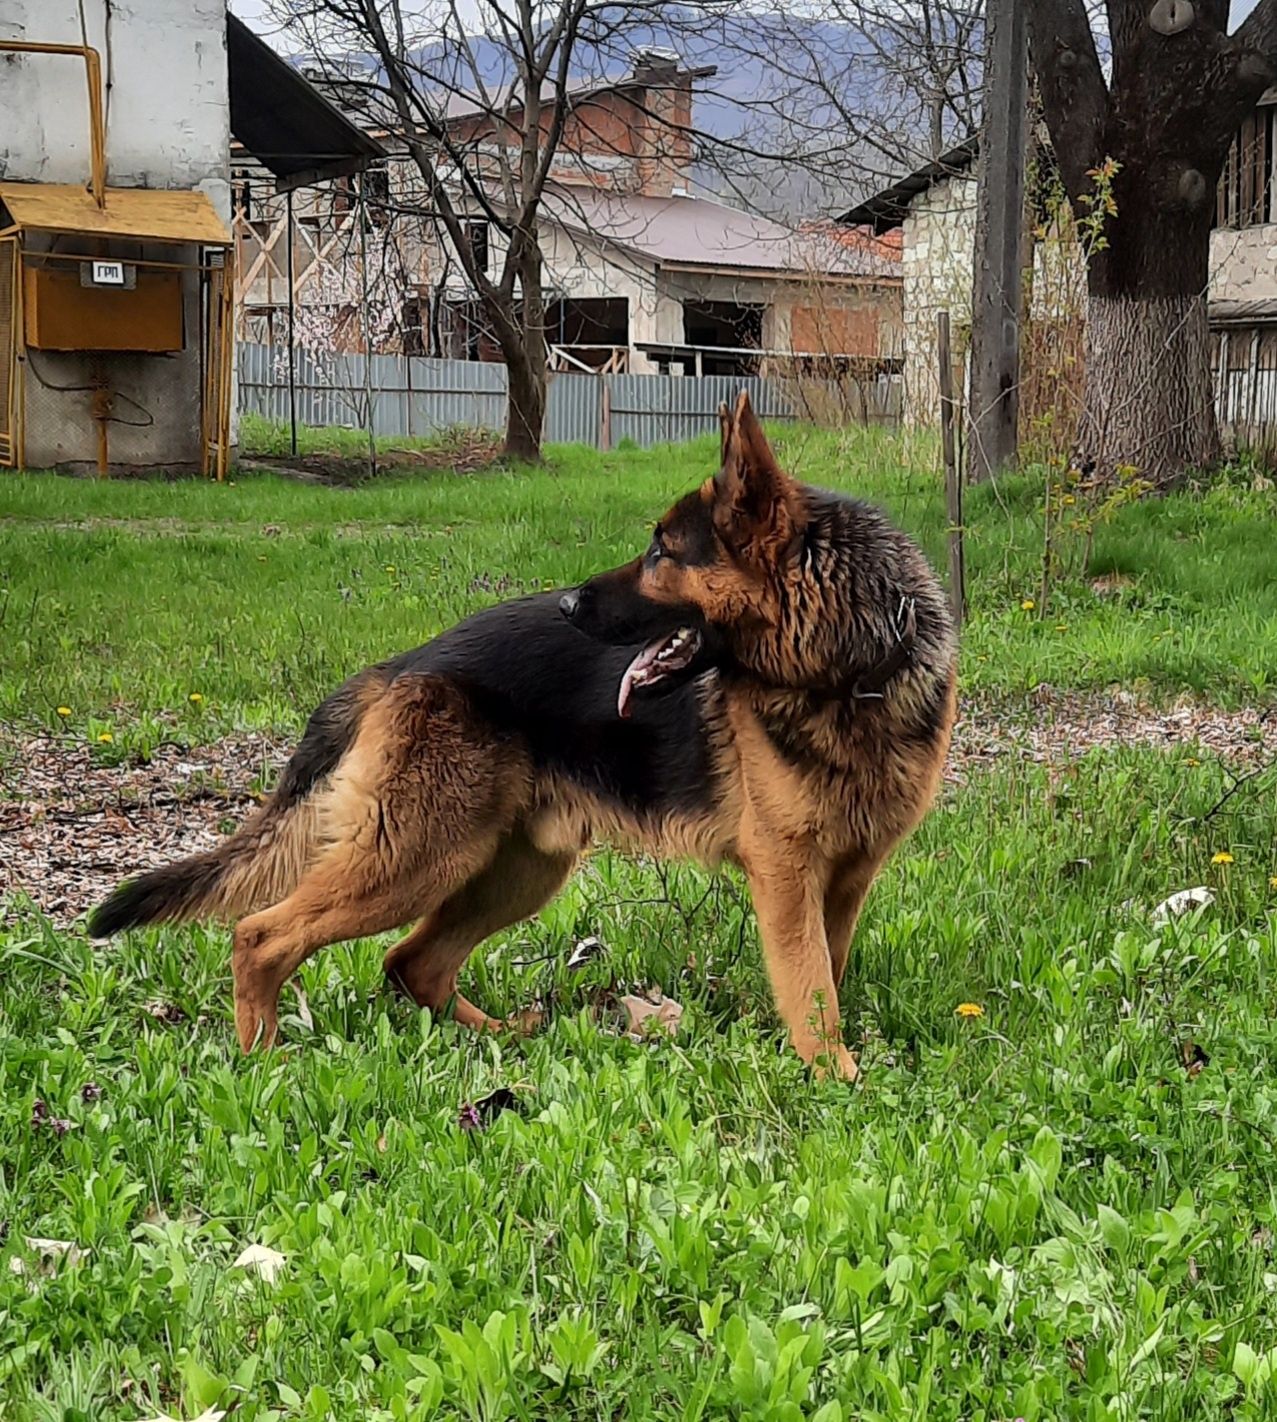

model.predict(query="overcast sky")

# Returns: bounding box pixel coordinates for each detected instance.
[228,0,1266,45]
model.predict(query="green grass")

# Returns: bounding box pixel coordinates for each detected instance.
[3,430,1277,1419]
[3,426,1276,758]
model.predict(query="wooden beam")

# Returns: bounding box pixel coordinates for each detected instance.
[968,0,1028,482]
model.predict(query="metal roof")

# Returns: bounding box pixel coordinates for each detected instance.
[227,13,386,192]
[0,182,230,244]
[837,135,980,234]
[544,187,901,280]
[1209,298,1277,326]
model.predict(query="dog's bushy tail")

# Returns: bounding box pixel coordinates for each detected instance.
[87,669,384,938]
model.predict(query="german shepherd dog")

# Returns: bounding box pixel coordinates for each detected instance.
[90,394,956,1080]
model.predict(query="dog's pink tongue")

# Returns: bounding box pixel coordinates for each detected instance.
[617,665,638,719]
[617,638,664,719]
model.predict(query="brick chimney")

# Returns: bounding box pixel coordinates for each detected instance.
[629,48,708,198]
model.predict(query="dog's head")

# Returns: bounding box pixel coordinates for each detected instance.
[561,391,806,717]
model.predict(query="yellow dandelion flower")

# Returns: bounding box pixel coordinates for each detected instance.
[97,732,113,744]
[56,706,71,717]
[1183,757,1200,768]
[955,1002,985,1019]
[1062,494,1076,506]
[1020,599,1035,612]
[189,692,204,704]
[1269,876,1277,890]
[1211,851,1234,866]
[384,564,396,574]
[1054,623,1069,633]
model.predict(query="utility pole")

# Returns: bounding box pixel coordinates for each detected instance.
[967,0,1028,482]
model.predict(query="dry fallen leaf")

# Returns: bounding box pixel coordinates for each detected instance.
[620,992,684,1039]
[1152,887,1215,927]
[143,999,188,1025]
[1181,1039,1210,1078]
[232,1242,286,1284]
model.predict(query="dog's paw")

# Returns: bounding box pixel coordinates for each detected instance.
[811,1044,860,1083]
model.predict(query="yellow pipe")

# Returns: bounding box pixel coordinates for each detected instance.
[0,41,107,209]
[91,379,112,478]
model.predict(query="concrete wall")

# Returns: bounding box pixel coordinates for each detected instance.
[0,0,230,469]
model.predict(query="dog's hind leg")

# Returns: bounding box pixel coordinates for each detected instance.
[383,827,578,1032]
[230,674,530,1052]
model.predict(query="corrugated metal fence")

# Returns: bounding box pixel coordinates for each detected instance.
[237,343,900,449]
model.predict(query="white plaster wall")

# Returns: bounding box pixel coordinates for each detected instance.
[0,0,231,469]
[0,0,229,214]
[1209,224,1277,304]
[442,220,682,374]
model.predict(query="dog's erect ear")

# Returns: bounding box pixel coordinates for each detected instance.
[718,400,733,467]
[712,391,798,554]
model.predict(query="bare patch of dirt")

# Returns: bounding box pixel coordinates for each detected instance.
[241,431,503,485]
[2,690,1274,925]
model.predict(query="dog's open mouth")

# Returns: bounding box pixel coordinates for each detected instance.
[617,626,702,718]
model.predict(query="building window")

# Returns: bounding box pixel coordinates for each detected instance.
[232,171,253,220]
[466,221,490,275]
[362,164,390,228]
[1218,104,1275,229]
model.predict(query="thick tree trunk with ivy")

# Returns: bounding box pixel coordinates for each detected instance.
[1027,0,1277,486]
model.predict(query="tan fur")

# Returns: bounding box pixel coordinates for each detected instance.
[212,796,327,918]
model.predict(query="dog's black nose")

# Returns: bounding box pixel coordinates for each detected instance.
[559,589,580,621]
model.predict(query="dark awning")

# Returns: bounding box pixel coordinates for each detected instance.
[228,13,385,192]
[838,135,980,235]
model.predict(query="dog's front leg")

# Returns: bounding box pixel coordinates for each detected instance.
[742,846,859,1082]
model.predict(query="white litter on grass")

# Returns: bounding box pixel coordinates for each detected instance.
[10,1236,91,1274]
[567,935,605,971]
[137,1409,226,1422]
[231,1243,286,1285]
[1152,887,1215,927]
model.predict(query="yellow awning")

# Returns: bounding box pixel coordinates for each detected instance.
[0,182,230,245]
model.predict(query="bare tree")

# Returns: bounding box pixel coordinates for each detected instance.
[691,0,984,218]
[1027,1,1277,486]
[268,0,624,461]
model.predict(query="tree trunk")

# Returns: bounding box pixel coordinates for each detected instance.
[1077,291,1219,487]
[1078,169,1221,488]
[1024,0,1275,488]
[504,349,547,464]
